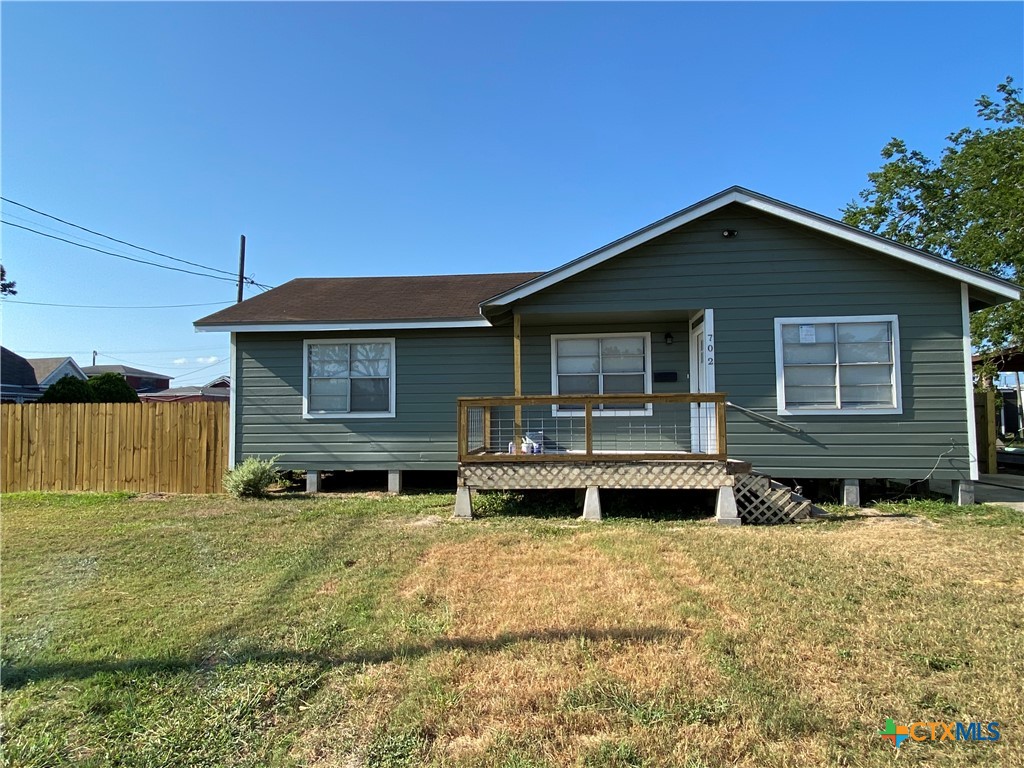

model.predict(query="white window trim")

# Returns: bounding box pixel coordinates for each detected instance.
[774,315,902,416]
[302,337,397,419]
[550,332,653,417]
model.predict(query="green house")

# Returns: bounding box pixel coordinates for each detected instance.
[195,187,1019,523]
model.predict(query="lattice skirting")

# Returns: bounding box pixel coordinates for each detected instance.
[733,473,812,525]
[459,461,734,490]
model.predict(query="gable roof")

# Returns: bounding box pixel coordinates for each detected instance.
[480,186,1020,313]
[27,356,87,387]
[194,187,1019,333]
[82,364,171,380]
[195,272,544,332]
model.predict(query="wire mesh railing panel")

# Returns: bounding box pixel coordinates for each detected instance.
[466,406,486,454]
[458,394,727,461]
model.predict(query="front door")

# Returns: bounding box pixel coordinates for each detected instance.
[689,310,717,453]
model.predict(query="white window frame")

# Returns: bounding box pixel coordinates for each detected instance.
[302,338,397,419]
[774,315,902,416]
[550,332,653,417]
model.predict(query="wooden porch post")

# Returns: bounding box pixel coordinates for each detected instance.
[513,312,522,453]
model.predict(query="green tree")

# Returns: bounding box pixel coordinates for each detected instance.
[88,372,141,403]
[843,77,1024,353]
[38,375,96,403]
[0,265,15,296]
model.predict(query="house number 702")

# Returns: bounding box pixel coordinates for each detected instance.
[706,334,714,366]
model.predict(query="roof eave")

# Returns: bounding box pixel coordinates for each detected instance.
[194,317,495,333]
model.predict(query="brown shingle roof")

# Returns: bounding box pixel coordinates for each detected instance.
[194,273,543,327]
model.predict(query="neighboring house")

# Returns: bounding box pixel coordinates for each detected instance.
[1,347,44,403]
[195,187,1020,517]
[27,356,88,389]
[139,376,230,403]
[0,349,88,402]
[81,365,171,394]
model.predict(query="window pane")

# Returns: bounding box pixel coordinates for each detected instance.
[309,344,349,377]
[603,374,645,394]
[784,365,836,386]
[841,385,894,408]
[838,342,891,364]
[351,343,391,376]
[603,354,645,373]
[781,323,835,345]
[840,364,891,386]
[785,385,837,408]
[558,374,599,395]
[782,342,835,365]
[310,378,346,396]
[557,355,599,374]
[601,337,644,356]
[557,339,599,357]
[838,322,890,344]
[309,394,348,413]
[351,378,390,412]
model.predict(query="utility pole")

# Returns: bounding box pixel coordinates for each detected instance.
[92,350,97,366]
[236,235,246,303]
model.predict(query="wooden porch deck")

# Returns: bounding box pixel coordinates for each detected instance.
[455,394,746,523]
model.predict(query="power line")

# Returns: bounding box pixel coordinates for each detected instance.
[1,196,238,277]
[1,219,246,284]
[95,353,223,378]
[18,346,226,354]
[4,299,234,309]
[93,353,225,379]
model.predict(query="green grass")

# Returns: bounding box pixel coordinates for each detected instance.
[2,491,1022,767]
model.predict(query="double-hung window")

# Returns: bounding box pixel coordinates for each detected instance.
[303,339,396,418]
[551,333,652,415]
[774,315,901,415]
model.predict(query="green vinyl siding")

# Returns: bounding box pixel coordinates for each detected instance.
[234,203,973,480]
[235,329,513,470]
[516,204,971,480]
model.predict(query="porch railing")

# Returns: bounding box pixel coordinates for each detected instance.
[457,393,727,463]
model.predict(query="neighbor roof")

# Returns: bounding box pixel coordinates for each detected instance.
[139,386,230,400]
[82,365,171,379]
[194,272,544,331]
[27,356,86,386]
[1,347,39,387]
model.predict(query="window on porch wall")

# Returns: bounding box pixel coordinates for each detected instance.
[551,333,651,415]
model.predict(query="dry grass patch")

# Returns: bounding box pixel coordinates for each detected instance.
[383,534,741,765]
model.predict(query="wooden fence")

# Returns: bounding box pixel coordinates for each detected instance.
[1,402,230,494]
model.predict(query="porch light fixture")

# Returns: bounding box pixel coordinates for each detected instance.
[664,332,674,345]
[722,229,738,238]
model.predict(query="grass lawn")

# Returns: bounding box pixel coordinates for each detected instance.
[1,491,1022,767]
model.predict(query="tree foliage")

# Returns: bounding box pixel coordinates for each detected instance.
[39,375,96,403]
[843,77,1024,353]
[38,373,140,403]
[87,372,141,403]
[0,265,15,297]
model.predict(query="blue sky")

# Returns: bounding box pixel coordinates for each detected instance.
[2,2,1021,386]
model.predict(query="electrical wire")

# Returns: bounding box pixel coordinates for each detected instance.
[1,196,239,277]
[3,299,233,309]
[19,346,226,355]
[170,359,227,378]
[2,220,248,284]
[94,353,224,379]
